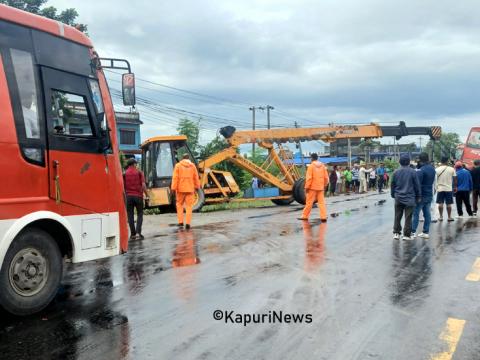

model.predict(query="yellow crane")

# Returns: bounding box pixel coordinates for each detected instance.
[141,122,441,211]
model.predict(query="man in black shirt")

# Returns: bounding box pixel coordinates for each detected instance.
[471,159,480,216]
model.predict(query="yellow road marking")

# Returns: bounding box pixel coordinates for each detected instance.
[465,258,480,282]
[430,318,466,360]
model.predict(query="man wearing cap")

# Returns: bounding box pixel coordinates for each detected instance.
[124,158,148,240]
[391,154,421,240]
[171,154,201,229]
[359,162,373,193]
[299,153,329,221]
[454,161,473,218]
[435,156,457,221]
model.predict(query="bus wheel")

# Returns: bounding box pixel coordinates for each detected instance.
[0,228,63,316]
[192,188,205,212]
[293,179,306,205]
[271,197,294,206]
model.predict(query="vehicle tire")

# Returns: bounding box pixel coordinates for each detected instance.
[293,178,306,205]
[271,197,295,206]
[192,188,206,212]
[0,228,63,316]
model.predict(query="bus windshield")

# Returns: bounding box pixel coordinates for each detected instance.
[467,130,480,149]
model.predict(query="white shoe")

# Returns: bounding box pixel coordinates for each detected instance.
[456,215,464,219]
[402,235,413,241]
[418,233,430,239]
[411,232,417,238]
[393,233,400,240]
[473,212,477,217]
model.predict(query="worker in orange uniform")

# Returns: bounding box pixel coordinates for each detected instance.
[298,153,329,221]
[171,154,201,229]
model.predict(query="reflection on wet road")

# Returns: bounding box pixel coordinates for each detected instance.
[1,196,480,360]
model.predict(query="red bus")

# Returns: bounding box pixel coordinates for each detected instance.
[458,127,480,169]
[0,5,133,315]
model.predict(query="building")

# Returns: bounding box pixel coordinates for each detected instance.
[116,111,143,157]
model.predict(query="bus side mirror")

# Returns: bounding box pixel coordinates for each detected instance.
[122,73,136,106]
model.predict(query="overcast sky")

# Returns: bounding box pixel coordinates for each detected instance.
[50,0,479,145]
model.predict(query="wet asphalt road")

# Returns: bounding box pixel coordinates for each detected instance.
[1,194,480,360]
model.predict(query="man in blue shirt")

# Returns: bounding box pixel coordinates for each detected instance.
[412,153,436,239]
[455,161,473,217]
[391,154,421,240]
[376,163,386,193]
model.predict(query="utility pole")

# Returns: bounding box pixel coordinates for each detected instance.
[348,138,352,168]
[418,137,423,152]
[295,121,306,172]
[249,106,257,157]
[266,105,274,129]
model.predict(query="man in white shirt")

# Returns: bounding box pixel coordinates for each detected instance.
[359,162,373,193]
[435,156,458,221]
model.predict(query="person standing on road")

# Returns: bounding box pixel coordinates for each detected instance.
[171,154,201,229]
[376,163,386,193]
[343,167,353,194]
[299,153,329,222]
[454,161,473,218]
[471,159,480,216]
[369,165,377,191]
[411,153,436,239]
[435,156,458,222]
[359,162,372,193]
[329,165,338,196]
[124,158,148,240]
[351,164,360,193]
[336,167,343,194]
[391,154,421,240]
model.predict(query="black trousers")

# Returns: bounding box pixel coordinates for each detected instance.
[472,189,480,213]
[126,196,144,236]
[394,201,414,236]
[455,191,473,216]
[378,177,384,192]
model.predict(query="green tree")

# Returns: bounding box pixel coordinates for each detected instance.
[425,132,461,163]
[0,0,88,33]
[177,117,200,157]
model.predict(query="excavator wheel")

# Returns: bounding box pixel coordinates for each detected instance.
[271,197,295,206]
[192,188,205,212]
[293,179,306,205]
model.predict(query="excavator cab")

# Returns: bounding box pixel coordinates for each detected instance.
[141,135,240,212]
[141,136,203,210]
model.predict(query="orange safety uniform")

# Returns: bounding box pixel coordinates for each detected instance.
[301,160,329,220]
[171,159,201,225]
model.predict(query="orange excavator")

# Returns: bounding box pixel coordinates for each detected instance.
[141,122,441,211]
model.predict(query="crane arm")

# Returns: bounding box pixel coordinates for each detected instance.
[219,124,383,146]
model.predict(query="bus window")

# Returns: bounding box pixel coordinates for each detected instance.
[10,48,40,139]
[467,130,480,149]
[51,91,94,136]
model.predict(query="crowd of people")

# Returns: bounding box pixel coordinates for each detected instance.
[326,162,390,196]
[391,155,480,241]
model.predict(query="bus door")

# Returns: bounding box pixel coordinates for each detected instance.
[41,67,111,220]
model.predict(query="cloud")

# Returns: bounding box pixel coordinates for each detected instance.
[49,0,479,142]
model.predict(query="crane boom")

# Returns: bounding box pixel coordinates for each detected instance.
[219,124,383,146]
